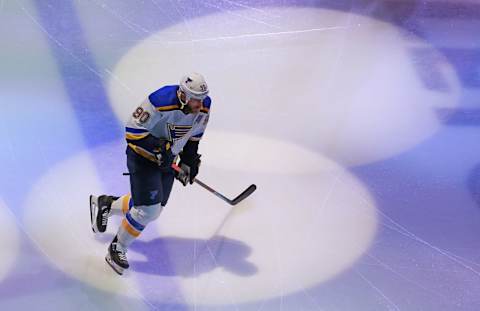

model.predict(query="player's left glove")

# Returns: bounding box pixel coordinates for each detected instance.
[175,154,201,186]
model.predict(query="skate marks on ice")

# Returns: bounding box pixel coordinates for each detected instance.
[106,7,461,167]
[22,137,377,306]
[153,132,378,305]
[0,198,20,282]
[22,144,154,309]
[21,139,255,307]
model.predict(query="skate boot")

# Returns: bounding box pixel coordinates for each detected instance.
[89,195,118,233]
[105,236,129,275]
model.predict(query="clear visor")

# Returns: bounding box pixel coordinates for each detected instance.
[189,93,208,101]
[180,85,208,102]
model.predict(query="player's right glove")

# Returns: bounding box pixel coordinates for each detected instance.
[175,154,201,186]
[175,163,190,186]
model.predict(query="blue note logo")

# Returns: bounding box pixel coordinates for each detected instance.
[167,123,192,141]
[150,190,158,200]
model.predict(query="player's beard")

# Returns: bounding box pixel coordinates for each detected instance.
[183,103,201,114]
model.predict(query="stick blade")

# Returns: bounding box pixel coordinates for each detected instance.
[231,184,257,205]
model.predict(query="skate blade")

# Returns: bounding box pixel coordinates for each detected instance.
[89,195,100,233]
[105,254,124,275]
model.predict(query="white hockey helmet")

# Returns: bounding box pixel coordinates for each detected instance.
[179,72,209,102]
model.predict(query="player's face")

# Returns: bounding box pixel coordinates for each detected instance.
[187,98,202,113]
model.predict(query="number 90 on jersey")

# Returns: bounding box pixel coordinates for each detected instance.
[132,107,150,124]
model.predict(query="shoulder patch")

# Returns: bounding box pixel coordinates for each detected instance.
[201,96,212,113]
[148,85,180,111]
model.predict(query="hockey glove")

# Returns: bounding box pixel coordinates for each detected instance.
[154,140,174,170]
[175,154,201,186]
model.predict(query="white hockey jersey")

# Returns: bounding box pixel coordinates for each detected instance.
[125,85,210,161]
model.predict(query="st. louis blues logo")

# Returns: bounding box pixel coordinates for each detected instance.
[167,124,192,141]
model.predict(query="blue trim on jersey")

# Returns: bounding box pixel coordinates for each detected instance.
[126,212,145,231]
[192,133,204,138]
[203,96,212,109]
[126,127,149,134]
[148,85,180,108]
[128,198,134,210]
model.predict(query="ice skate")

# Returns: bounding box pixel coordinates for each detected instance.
[89,195,117,233]
[105,236,129,275]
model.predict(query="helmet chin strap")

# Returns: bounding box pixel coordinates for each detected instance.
[177,90,187,108]
[177,90,193,114]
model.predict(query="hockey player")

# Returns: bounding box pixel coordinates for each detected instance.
[89,73,211,275]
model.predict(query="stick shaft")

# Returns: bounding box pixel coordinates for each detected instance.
[171,163,255,205]
[125,165,255,205]
[193,178,234,204]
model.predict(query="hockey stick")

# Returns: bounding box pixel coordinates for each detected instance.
[171,163,257,206]
[123,165,257,206]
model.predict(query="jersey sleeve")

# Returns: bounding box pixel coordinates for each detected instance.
[189,97,211,142]
[132,98,158,131]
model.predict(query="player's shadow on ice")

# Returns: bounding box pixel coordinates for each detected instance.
[129,236,257,277]
[94,234,257,277]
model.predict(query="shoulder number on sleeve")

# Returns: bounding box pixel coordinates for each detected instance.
[132,107,151,124]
